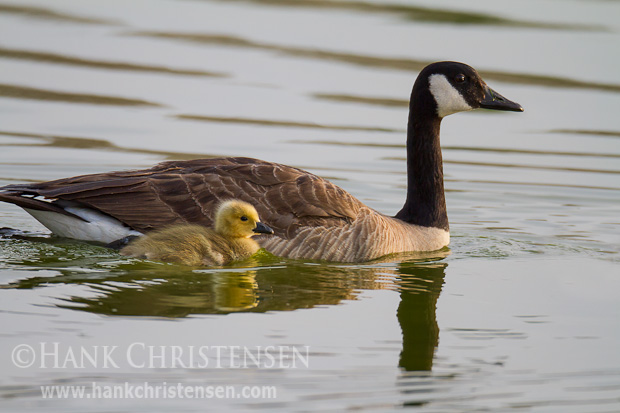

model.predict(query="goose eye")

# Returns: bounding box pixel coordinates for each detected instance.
[240,216,248,222]
[455,74,466,83]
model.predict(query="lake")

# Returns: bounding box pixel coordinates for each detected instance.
[1,0,619,411]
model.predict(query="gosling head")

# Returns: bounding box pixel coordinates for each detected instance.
[414,61,523,119]
[214,200,274,239]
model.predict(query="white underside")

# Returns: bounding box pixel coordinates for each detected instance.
[24,207,143,244]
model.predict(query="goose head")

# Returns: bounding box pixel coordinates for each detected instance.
[414,61,523,119]
[214,199,274,239]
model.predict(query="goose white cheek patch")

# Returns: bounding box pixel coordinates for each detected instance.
[428,74,473,118]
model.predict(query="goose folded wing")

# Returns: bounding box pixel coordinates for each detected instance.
[0,157,362,237]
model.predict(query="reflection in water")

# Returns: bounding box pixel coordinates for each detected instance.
[132,31,620,93]
[387,156,620,179]
[396,263,446,372]
[204,0,599,30]
[55,269,263,316]
[2,235,447,371]
[176,114,399,133]
[13,263,383,317]
[211,272,258,312]
[0,47,225,78]
[0,83,160,107]
[291,139,620,160]
[0,130,213,161]
[443,159,620,176]
[0,4,117,25]
[313,93,408,108]
[549,129,620,138]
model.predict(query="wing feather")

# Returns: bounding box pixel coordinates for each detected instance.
[0,157,364,238]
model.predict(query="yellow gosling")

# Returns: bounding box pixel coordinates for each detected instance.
[120,200,273,266]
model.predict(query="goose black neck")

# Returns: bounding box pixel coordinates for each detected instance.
[395,103,449,231]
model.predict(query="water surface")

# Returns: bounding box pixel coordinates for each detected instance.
[0,0,619,411]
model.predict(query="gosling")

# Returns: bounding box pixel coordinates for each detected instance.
[120,200,273,266]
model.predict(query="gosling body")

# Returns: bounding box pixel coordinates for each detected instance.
[120,200,273,266]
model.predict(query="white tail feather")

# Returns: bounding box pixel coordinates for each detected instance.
[24,208,142,243]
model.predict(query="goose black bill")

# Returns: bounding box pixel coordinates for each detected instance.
[480,84,523,112]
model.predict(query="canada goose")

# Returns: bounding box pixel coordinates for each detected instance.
[120,200,274,266]
[0,61,522,262]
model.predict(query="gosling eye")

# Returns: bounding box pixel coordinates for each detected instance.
[455,74,466,83]
[240,216,248,222]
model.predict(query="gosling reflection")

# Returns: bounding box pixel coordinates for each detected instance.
[212,272,258,312]
[139,272,258,313]
[25,261,388,317]
[59,269,263,317]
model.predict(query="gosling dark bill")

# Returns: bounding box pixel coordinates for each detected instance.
[253,222,274,235]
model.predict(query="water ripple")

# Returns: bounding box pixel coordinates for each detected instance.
[175,114,397,132]
[0,3,119,25]
[0,83,161,107]
[130,31,620,93]
[0,47,227,77]
[0,130,215,160]
[201,0,605,31]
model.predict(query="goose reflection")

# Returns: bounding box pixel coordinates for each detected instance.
[54,263,389,317]
[2,235,447,371]
[395,262,446,371]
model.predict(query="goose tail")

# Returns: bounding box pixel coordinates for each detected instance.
[0,191,142,243]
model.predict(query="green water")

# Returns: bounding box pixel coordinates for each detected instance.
[1,0,619,411]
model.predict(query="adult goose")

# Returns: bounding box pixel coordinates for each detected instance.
[0,62,522,262]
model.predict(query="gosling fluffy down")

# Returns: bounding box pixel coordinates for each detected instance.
[120,200,273,266]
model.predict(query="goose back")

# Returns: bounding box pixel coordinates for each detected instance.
[0,157,360,233]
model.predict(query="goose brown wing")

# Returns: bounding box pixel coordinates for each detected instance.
[0,157,363,237]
